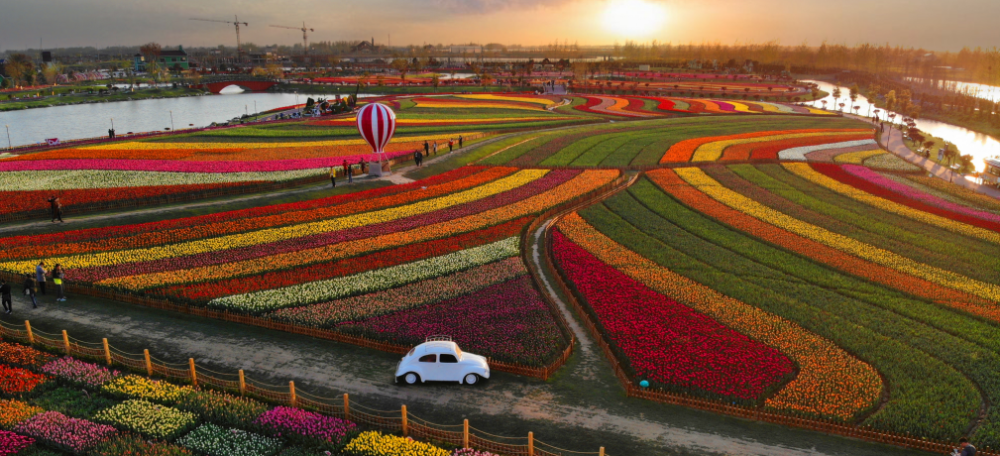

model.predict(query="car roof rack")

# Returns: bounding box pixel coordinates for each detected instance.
[425,335,453,342]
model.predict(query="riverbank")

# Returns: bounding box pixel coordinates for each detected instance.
[1,86,206,112]
[273,83,529,95]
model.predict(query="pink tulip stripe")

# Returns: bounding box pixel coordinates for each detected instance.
[0,152,413,173]
[14,411,117,454]
[0,430,34,456]
[69,169,578,283]
[841,164,1000,224]
[255,406,357,445]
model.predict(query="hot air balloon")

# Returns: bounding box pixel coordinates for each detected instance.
[356,102,396,177]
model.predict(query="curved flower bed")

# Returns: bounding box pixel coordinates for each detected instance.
[255,406,356,449]
[176,423,283,456]
[93,400,199,441]
[39,357,120,388]
[0,343,55,368]
[0,400,43,431]
[343,431,449,456]
[0,366,48,396]
[0,430,34,456]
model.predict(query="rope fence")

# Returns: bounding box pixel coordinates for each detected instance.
[0,318,608,456]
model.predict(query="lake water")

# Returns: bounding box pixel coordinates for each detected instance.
[903,77,1000,103]
[805,79,1000,172]
[0,89,364,148]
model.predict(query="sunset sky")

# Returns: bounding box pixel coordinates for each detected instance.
[1,0,996,52]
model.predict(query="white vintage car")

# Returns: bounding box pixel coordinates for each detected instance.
[395,337,490,385]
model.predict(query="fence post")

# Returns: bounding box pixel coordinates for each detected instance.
[25,321,33,344]
[344,393,350,420]
[600,447,605,456]
[463,419,469,448]
[144,349,152,377]
[289,381,296,407]
[102,338,111,365]
[189,359,197,387]
[62,330,71,355]
[238,370,246,395]
[401,405,408,436]
[528,432,534,456]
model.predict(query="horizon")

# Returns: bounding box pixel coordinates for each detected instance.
[1,0,998,54]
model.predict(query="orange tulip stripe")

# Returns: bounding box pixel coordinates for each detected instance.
[720,134,875,161]
[660,129,874,163]
[555,212,882,420]
[573,95,832,118]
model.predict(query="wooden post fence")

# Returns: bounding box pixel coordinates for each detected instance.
[343,393,350,420]
[401,405,408,436]
[528,432,534,456]
[238,370,246,395]
[25,321,33,344]
[61,330,70,355]
[143,349,152,377]
[600,447,605,456]
[463,419,469,448]
[102,338,111,365]
[189,359,197,387]
[289,381,297,407]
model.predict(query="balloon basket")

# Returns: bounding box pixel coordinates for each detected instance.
[367,161,390,177]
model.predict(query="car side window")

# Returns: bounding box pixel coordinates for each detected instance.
[440,354,459,363]
[418,354,436,363]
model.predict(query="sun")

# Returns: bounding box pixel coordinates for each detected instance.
[603,0,666,38]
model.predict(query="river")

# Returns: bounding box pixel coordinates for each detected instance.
[903,77,1000,103]
[0,88,363,148]
[804,79,1000,172]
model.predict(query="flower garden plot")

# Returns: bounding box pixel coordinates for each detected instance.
[90,434,194,456]
[14,411,117,454]
[177,423,283,456]
[0,344,55,368]
[101,376,192,404]
[39,357,119,388]
[0,400,42,431]
[93,400,199,441]
[342,431,449,456]
[0,430,34,456]
[30,388,118,420]
[636,166,1000,445]
[254,407,356,450]
[173,389,269,430]
[0,366,48,397]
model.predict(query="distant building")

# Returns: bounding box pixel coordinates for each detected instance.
[158,46,190,71]
[133,54,146,72]
[451,45,483,54]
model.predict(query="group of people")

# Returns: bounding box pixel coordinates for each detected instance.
[328,159,369,188]
[1,261,65,316]
[415,136,464,167]
[47,196,63,223]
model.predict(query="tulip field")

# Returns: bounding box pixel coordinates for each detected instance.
[550,157,1000,448]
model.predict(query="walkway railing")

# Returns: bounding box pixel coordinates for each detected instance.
[0,319,609,456]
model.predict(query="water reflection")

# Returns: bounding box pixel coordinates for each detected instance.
[804,80,1000,172]
[903,77,1000,103]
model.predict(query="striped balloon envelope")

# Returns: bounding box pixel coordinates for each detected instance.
[356,102,397,155]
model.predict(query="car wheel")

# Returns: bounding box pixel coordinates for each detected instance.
[403,373,420,385]
[463,374,480,385]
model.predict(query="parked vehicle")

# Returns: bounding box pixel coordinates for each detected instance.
[395,336,490,385]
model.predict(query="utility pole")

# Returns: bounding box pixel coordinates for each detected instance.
[4,125,11,150]
[169,111,174,131]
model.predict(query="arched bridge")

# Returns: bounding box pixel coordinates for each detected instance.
[192,76,280,94]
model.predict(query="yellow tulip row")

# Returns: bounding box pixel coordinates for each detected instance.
[0,170,548,273]
[833,149,885,164]
[675,167,1000,303]
[556,212,883,420]
[784,163,1000,245]
[100,170,616,290]
[458,94,556,105]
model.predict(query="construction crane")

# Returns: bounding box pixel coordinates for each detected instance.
[270,22,314,55]
[190,16,249,59]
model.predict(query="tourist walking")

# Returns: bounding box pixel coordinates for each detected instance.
[459,135,464,148]
[35,262,47,296]
[22,274,37,309]
[432,142,438,155]
[52,264,66,302]
[329,167,336,188]
[1,280,11,315]
[424,140,430,156]
[448,139,454,152]
[414,150,423,167]
[956,438,977,456]
[47,196,63,223]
